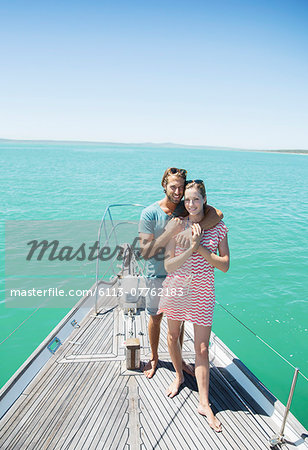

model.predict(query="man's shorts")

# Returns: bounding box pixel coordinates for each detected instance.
[145,277,165,316]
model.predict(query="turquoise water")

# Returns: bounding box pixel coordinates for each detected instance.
[0,141,307,427]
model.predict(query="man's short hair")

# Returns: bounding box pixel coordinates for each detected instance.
[161,167,187,187]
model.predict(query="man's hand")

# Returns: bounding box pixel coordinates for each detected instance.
[165,217,184,236]
[174,228,191,249]
[139,218,184,260]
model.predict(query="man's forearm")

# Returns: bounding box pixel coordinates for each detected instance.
[140,229,174,259]
[199,205,223,231]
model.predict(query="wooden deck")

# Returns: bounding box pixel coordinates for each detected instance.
[0,303,307,450]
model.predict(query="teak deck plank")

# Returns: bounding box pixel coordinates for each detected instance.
[149,362,228,450]
[0,305,303,449]
[45,361,112,450]
[20,362,98,449]
[211,367,274,446]
[137,372,211,450]
[59,361,121,450]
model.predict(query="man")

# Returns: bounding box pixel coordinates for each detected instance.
[139,167,223,378]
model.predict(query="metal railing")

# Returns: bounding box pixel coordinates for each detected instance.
[94,203,145,314]
[216,300,307,444]
[269,368,300,446]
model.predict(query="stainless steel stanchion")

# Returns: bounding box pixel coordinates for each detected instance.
[270,367,299,447]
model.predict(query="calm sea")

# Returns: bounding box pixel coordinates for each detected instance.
[0,141,307,427]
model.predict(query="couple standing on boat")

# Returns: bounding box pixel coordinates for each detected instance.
[139,167,230,433]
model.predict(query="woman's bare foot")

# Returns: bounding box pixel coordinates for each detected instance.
[182,360,195,377]
[198,404,222,432]
[166,376,184,398]
[143,358,158,378]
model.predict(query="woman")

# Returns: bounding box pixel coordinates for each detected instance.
[158,179,230,432]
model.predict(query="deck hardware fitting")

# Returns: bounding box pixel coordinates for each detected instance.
[269,367,299,447]
[125,338,141,370]
[47,337,62,354]
[127,309,135,338]
[71,319,80,328]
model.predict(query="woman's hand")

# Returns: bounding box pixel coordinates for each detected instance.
[191,223,202,252]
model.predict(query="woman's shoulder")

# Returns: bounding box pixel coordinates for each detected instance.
[216,220,228,230]
[204,220,228,235]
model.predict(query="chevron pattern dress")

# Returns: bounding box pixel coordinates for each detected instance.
[159,221,228,327]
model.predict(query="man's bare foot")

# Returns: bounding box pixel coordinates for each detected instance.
[166,376,184,398]
[143,358,158,378]
[182,360,195,377]
[198,404,222,432]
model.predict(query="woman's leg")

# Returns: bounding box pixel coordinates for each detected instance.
[166,319,184,397]
[179,322,195,376]
[194,324,222,432]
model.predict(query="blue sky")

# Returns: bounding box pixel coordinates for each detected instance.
[0,0,307,149]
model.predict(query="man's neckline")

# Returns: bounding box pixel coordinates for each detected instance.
[157,200,178,217]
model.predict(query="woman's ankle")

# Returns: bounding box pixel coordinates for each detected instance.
[199,402,211,409]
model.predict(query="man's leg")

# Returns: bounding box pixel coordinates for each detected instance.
[143,312,163,378]
[143,278,163,378]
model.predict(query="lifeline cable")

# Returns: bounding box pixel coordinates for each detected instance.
[216,300,308,383]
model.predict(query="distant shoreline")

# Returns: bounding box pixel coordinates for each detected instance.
[0,138,307,154]
[258,149,308,154]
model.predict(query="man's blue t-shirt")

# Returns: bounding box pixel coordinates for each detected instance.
[138,201,185,278]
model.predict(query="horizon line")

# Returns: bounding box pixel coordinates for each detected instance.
[0,137,307,153]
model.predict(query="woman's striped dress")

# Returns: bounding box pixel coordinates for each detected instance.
[158,221,228,327]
